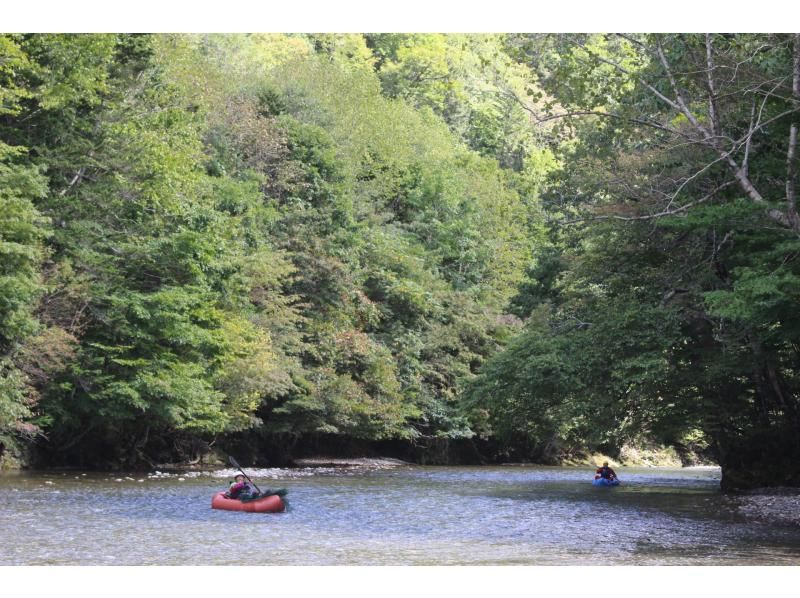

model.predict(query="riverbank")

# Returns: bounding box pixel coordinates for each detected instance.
[731,488,800,527]
[561,443,713,469]
[292,457,411,468]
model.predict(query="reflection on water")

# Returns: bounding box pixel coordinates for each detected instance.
[1,466,799,565]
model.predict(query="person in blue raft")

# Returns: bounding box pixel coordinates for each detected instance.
[593,461,621,486]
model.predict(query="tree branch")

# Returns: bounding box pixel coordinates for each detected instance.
[787,33,800,228]
[743,97,756,178]
[654,36,715,142]
[705,34,722,138]
[653,36,777,210]
[59,167,86,197]
[500,89,687,139]
[555,180,736,225]
[590,49,682,113]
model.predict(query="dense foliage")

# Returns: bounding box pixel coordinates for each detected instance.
[1,33,799,489]
[0,33,548,467]
[468,33,800,488]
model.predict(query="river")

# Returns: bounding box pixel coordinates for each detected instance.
[2,465,799,565]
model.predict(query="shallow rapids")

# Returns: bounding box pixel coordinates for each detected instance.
[2,465,799,565]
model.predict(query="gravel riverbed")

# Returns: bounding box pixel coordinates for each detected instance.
[732,488,800,527]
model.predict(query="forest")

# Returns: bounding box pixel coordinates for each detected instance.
[1,33,799,490]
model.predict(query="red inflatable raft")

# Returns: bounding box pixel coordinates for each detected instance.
[211,491,286,513]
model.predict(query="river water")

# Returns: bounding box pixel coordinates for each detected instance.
[2,465,799,565]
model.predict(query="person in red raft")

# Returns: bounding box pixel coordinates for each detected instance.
[225,474,261,500]
[595,461,619,482]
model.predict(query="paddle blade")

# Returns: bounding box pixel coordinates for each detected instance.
[229,456,240,469]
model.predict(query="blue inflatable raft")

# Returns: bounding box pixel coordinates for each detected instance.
[592,477,620,487]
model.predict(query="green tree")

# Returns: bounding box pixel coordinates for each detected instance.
[472,33,800,487]
[0,35,52,465]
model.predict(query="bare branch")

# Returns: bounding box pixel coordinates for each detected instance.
[580,35,769,211]
[743,98,756,179]
[590,49,683,112]
[555,180,736,225]
[654,36,713,140]
[664,155,732,213]
[59,167,86,197]
[740,105,800,144]
[655,37,774,207]
[707,228,736,268]
[751,76,791,139]
[499,89,687,139]
[615,33,647,49]
[705,34,722,137]
[531,34,800,232]
[724,41,783,84]
[787,33,800,228]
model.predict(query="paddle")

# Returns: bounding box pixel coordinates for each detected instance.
[228,456,263,495]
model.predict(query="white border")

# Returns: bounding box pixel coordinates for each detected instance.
[2,0,799,33]
[5,566,800,598]
[3,4,800,594]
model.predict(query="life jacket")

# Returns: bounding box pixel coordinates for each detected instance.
[227,481,250,499]
[596,466,612,479]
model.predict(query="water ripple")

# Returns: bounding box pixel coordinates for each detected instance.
[1,466,798,565]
